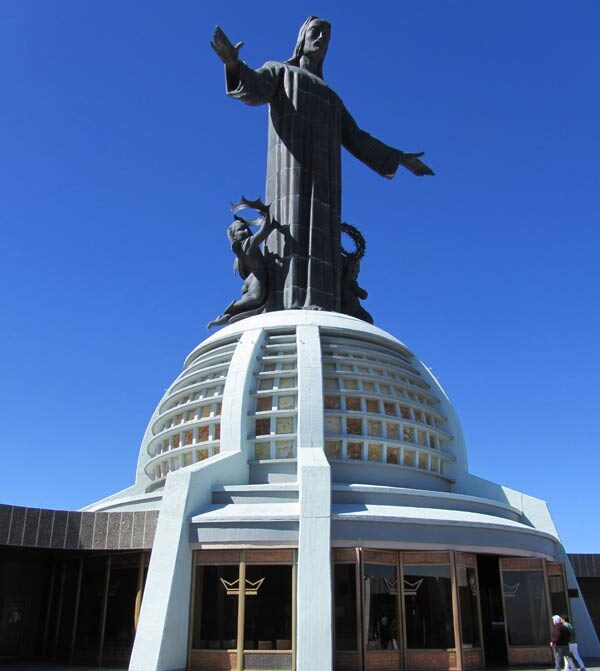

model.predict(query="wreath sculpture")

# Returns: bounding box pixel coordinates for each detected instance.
[341,222,366,260]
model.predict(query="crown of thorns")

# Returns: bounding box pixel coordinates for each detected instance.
[341,222,366,260]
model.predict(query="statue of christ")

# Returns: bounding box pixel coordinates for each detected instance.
[212,17,433,312]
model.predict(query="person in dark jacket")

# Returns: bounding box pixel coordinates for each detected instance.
[551,615,576,671]
[562,615,586,671]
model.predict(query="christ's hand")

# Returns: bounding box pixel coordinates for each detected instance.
[211,26,244,67]
[399,151,435,177]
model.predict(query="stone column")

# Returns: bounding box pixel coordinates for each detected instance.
[296,324,332,671]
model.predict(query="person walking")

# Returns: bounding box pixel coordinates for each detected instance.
[551,615,576,671]
[562,615,586,671]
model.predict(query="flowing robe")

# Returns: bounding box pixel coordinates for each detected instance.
[227,61,402,312]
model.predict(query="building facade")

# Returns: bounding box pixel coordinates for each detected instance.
[1,310,599,670]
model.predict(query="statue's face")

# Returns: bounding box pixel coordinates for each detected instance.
[228,221,250,243]
[302,20,330,63]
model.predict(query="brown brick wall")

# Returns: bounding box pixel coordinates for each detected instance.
[507,645,552,665]
[190,649,237,670]
[405,649,456,670]
[364,649,401,670]
[462,647,483,669]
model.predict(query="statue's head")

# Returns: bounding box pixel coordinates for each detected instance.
[287,16,331,78]
[227,218,250,244]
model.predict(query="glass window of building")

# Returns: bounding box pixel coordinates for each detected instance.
[346,397,362,411]
[457,564,481,647]
[548,567,569,618]
[363,563,399,650]
[193,565,239,650]
[404,562,455,649]
[256,396,272,411]
[347,442,363,460]
[325,395,341,410]
[325,440,342,460]
[502,568,549,645]
[244,564,293,651]
[368,444,382,461]
[387,446,399,464]
[334,563,358,651]
[346,418,362,435]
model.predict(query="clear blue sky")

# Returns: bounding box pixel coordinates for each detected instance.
[1,1,599,551]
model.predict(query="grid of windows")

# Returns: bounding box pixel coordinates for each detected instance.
[251,333,298,461]
[145,340,238,481]
[321,336,453,476]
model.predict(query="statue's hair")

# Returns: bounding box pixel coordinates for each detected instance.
[286,16,330,79]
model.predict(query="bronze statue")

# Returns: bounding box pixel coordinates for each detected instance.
[208,199,282,328]
[211,18,433,316]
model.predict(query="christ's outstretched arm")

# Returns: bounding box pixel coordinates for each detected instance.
[342,106,434,177]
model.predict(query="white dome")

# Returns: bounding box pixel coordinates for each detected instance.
[134,311,467,493]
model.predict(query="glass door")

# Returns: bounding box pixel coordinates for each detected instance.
[362,550,401,671]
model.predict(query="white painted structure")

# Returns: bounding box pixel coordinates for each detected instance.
[84,310,600,670]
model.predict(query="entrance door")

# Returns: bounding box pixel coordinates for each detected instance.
[476,555,507,667]
[362,554,401,671]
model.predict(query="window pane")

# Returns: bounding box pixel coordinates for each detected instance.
[244,565,292,650]
[404,564,454,649]
[254,443,270,460]
[325,416,342,434]
[347,442,363,460]
[368,420,381,437]
[256,396,272,412]
[383,402,396,416]
[259,378,274,391]
[387,447,399,464]
[503,569,549,645]
[458,565,481,646]
[255,418,270,436]
[275,440,294,459]
[193,565,238,650]
[324,395,341,410]
[278,395,295,410]
[364,563,399,650]
[368,444,382,461]
[275,417,294,434]
[346,418,362,435]
[325,440,342,460]
[334,564,358,650]
[345,397,362,411]
[549,572,568,618]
